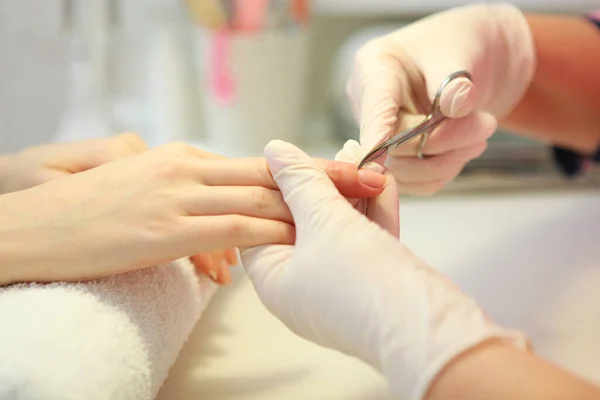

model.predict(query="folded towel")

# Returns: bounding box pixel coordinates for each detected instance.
[0,259,217,400]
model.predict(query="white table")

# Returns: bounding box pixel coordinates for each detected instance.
[157,190,600,399]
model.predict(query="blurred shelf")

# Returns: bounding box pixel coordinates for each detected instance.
[313,0,597,16]
[441,171,600,196]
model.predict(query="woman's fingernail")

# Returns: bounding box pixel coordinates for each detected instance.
[208,269,219,283]
[358,169,386,188]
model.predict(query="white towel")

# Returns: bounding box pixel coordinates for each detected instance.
[0,258,218,400]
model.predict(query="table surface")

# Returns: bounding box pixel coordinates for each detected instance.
[157,190,600,400]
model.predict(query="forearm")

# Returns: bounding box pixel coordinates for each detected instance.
[500,14,600,153]
[0,210,29,286]
[425,340,600,400]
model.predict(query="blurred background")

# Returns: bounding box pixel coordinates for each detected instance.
[1,0,600,194]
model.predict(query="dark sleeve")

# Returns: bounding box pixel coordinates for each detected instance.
[551,11,600,178]
[586,11,600,29]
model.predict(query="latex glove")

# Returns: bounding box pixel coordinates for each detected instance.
[0,142,386,286]
[334,139,398,236]
[241,140,528,399]
[347,2,536,194]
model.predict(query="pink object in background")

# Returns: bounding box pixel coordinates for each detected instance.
[210,28,235,105]
[232,0,269,31]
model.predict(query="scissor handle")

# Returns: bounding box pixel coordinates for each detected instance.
[431,70,472,115]
[358,70,473,168]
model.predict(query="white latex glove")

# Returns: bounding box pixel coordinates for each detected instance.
[241,140,528,399]
[347,2,536,194]
[334,139,398,230]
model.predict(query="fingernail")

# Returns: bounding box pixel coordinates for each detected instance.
[208,269,219,283]
[358,169,386,188]
[449,82,474,117]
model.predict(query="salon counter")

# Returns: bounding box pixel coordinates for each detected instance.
[157,190,600,400]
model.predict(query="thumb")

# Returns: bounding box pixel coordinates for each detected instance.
[404,46,477,118]
[264,140,351,228]
[432,73,477,119]
[347,39,406,150]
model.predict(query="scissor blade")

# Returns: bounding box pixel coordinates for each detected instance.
[358,146,388,169]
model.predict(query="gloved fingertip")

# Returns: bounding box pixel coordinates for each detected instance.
[264,140,312,175]
[439,78,477,118]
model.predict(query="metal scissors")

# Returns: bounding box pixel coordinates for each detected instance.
[357,70,472,169]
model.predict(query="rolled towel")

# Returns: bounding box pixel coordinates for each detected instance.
[0,258,217,400]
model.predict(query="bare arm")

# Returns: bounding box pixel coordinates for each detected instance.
[501,14,600,153]
[426,340,600,400]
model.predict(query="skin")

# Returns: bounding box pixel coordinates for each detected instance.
[426,340,600,400]
[500,14,600,153]
[0,135,386,286]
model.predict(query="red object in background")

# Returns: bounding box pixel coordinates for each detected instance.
[292,0,309,25]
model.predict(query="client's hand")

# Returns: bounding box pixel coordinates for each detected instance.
[0,142,386,285]
[0,133,147,195]
[241,140,527,399]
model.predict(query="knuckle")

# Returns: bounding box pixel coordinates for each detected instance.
[256,159,276,187]
[116,132,148,153]
[222,216,246,238]
[325,161,344,184]
[163,142,195,155]
[250,187,272,211]
[143,217,178,241]
[151,157,185,181]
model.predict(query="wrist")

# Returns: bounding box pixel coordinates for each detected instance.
[425,337,600,400]
[424,339,519,400]
[371,244,529,400]
[0,195,29,285]
[0,154,11,195]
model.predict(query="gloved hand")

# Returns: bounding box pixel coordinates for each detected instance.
[241,140,528,399]
[346,2,536,194]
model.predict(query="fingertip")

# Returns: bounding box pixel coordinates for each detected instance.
[282,224,297,245]
[264,140,311,176]
[190,253,218,283]
[225,248,239,265]
[324,159,385,198]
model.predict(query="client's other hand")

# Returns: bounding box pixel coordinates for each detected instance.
[0,142,386,285]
